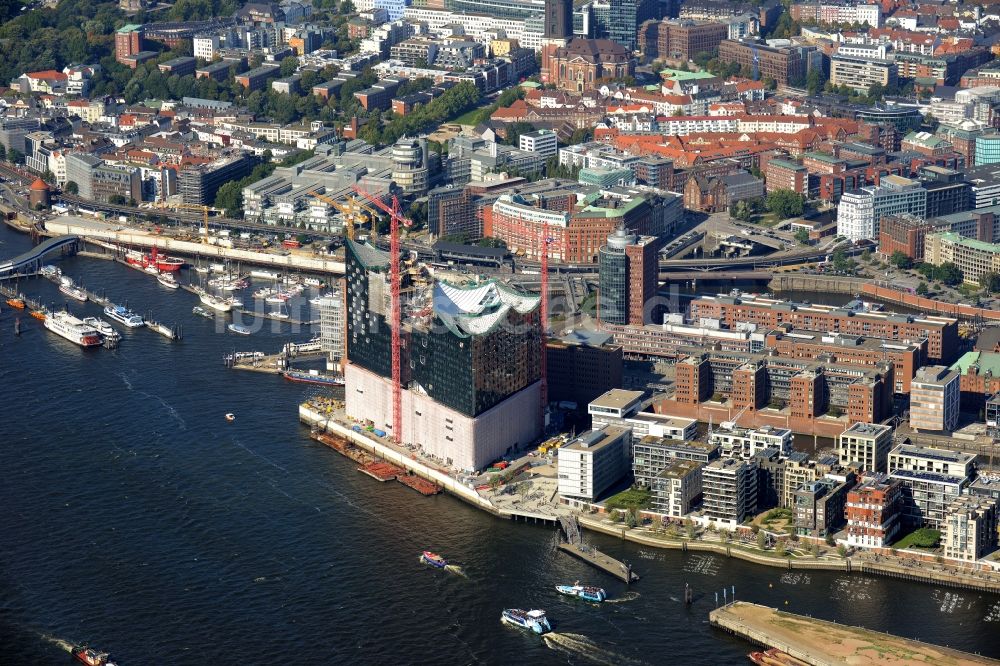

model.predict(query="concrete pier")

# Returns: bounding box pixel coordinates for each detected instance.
[557,542,639,583]
[710,601,999,665]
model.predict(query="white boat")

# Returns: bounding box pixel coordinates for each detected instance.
[226,296,243,308]
[157,272,179,289]
[44,311,103,347]
[227,323,252,335]
[266,291,291,304]
[104,304,144,328]
[193,265,210,274]
[83,316,121,341]
[270,306,290,319]
[501,609,551,635]
[40,265,61,277]
[210,263,226,273]
[254,287,276,299]
[59,281,88,302]
[304,277,322,287]
[199,292,232,312]
[250,269,280,280]
[143,264,160,275]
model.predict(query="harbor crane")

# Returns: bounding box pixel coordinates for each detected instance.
[155,202,211,242]
[352,184,412,444]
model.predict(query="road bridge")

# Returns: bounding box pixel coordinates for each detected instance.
[0,235,79,276]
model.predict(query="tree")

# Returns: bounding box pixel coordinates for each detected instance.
[794,228,810,244]
[730,199,754,222]
[684,517,695,538]
[932,262,963,286]
[890,250,913,269]
[837,544,847,558]
[8,148,23,165]
[810,543,820,558]
[65,181,79,194]
[756,531,767,549]
[766,189,805,219]
[806,68,824,96]
[279,56,299,78]
[981,272,1000,293]
[917,281,929,296]
[108,194,127,205]
[625,509,638,528]
[775,540,786,556]
[0,144,6,161]
[503,121,536,147]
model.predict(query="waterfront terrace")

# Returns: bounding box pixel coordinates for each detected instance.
[689,293,958,363]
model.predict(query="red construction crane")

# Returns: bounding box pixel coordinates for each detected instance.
[539,224,556,422]
[351,184,413,444]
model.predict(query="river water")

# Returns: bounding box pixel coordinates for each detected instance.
[2,224,1000,665]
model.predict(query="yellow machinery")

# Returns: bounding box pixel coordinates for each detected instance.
[155,202,211,242]
[308,190,380,241]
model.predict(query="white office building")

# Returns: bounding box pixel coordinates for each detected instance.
[519,129,558,157]
[557,426,631,500]
[837,175,927,241]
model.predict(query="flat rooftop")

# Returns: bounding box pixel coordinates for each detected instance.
[563,425,630,453]
[589,389,645,412]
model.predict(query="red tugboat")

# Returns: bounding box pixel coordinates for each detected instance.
[124,245,184,272]
[72,645,118,666]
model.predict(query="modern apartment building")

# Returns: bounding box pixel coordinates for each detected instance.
[702,457,758,526]
[909,365,960,432]
[633,436,718,488]
[838,422,894,474]
[845,474,904,548]
[794,475,855,538]
[889,444,974,529]
[650,459,703,518]
[557,426,631,500]
[709,425,793,460]
[943,496,998,561]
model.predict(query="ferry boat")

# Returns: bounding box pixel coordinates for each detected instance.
[104,304,144,328]
[555,584,606,603]
[82,316,118,338]
[282,369,345,386]
[125,245,183,272]
[227,323,252,335]
[500,609,551,635]
[192,306,213,318]
[44,311,103,347]
[199,292,232,312]
[157,272,179,289]
[420,551,447,568]
[58,277,88,302]
[748,649,811,666]
[6,297,25,309]
[71,645,119,666]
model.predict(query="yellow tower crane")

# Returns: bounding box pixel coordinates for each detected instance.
[155,202,211,243]
[308,191,381,241]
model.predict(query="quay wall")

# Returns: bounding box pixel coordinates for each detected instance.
[861,284,1000,321]
[768,274,867,294]
[44,219,346,275]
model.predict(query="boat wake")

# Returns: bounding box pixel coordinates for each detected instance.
[543,632,649,666]
[38,633,74,653]
[444,564,467,577]
[604,591,640,604]
[118,371,187,429]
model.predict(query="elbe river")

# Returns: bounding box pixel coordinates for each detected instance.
[2,223,1000,665]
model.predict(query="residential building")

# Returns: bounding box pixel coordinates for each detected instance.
[794,475,855,538]
[115,24,145,65]
[845,474,904,548]
[925,232,1000,286]
[888,444,975,480]
[888,444,973,529]
[235,65,281,91]
[830,54,897,92]
[650,459,703,517]
[597,227,659,326]
[557,426,631,500]
[633,436,718,488]
[838,422,893,474]
[709,424,793,460]
[91,163,141,204]
[909,365,960,432]
[316,283,345,372]
[701,457,757,526]
[837,175,928,242]
[943,496,998,561]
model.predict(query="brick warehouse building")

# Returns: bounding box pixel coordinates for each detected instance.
[688,293,959,363]
[717,40,811,87]
[638,19,729,63]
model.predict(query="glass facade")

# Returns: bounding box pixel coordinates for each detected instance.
[346,241,394,379]
[598,242,628,325]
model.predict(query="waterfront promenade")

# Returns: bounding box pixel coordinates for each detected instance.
[711,601,1000,665]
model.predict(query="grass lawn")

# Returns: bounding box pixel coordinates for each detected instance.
[604,488,652,511]
[893,527,941,551]
[753,212,781,227]
[452,105,492,126]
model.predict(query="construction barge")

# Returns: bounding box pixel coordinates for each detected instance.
[312,431,442,496]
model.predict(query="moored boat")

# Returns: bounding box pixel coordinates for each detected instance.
[199,292,232,312]
[83,316,120,341]
[6,297,25,309]
[104,304,144,328]
[192,306,213,318]
[500,609,551,635]
[71,645,118,666]
[125,245,183,272]
[282,369,345,386]
[748,649,811,666]
[555,584,606,603]
[157,272,179,289]
[30,308,48,321]
[44,311,103,347]
[420,551,447,568]
[58,278,88,302]
[40,264,60,277]
[227,323,252,335]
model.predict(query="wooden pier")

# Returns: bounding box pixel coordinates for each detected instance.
[710,601,999,666]
[557,516,639,583]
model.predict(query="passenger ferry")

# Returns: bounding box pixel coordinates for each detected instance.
[104,304,144,328]
[44,311,103,347]
[501,609,551,635]
[82,316,120,340]
[72,645,119,666]
[555,584,606,603]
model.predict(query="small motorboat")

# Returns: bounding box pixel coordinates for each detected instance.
[420,551,447,568]
[227,323,252,335]
[40,265,60,277]
[501,609,551,635]
[30,308,48,321]
[192,306,213,318]
[225,413,236,422]
[71,645,118,666]
[6,297,25,309]
[555,584,606,603]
